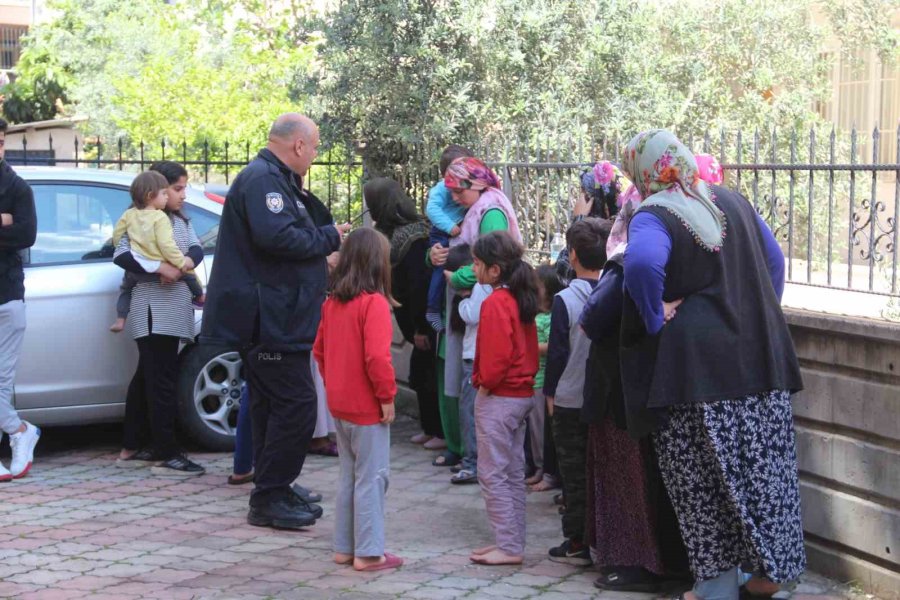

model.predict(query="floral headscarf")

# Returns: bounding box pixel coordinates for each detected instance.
[444,157,502,191]
[605,184,642,261]
[695,153,724,185]
[579,161,628,219]
[623,130,726,252]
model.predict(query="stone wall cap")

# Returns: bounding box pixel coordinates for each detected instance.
[784,307,900,344]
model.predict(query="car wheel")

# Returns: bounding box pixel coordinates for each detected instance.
[178,344,243,451]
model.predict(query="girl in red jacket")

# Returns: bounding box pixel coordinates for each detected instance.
[469,230,540,566]
[313,227,403,572]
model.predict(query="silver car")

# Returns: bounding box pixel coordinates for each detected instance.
[14,167,242,450]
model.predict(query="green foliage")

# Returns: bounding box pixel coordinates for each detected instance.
[822,0,900,63]
[6,0,316,152]
[0,34,70,123]
[309,0,897,172]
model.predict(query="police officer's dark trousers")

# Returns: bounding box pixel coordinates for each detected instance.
[245,347,318,505]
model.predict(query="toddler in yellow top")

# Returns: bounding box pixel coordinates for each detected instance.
[109,170,204,333]
[113,171,191,270]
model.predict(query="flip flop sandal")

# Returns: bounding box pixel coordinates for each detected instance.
[355,553,404,572]
[227,472,254,485]
[432,451,461,467]
[593,569,662,593]
[450,470,478,484]
[309,441,339,457]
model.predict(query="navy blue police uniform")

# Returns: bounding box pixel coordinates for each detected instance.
[202,148,341,509]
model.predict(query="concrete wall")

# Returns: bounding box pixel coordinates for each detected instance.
[785,308,900,599]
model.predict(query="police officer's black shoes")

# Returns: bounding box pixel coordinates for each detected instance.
[247,496,317,530]
[289,487,324,519]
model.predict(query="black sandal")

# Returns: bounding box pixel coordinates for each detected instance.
[227,472,254,485]
[432,451,461,467]
[593,567,662,593]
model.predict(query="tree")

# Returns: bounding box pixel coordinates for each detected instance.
[307,0,896,170]
[0,35,70,123]
[4,0,315,152]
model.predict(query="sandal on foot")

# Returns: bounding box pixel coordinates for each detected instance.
[594,568,662,593]
[355,553,404,571]
[410,433,433,445]
[432,451,461,467]
[227,472,255,485]
[423,437,448,450]
[450,469,478,485]
[309,441,338,457]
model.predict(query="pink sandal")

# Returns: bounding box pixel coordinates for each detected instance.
[355,553,404,571]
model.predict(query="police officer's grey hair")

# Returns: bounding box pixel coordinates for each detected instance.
[268,114,313,142]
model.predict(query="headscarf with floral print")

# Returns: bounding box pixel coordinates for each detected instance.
[444,157,502,191]
[623,130,726,252]
[695,153,724,185]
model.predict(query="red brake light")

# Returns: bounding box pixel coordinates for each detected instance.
[205,192,226,204]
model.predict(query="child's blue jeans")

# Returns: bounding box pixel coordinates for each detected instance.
[428,226,451,313]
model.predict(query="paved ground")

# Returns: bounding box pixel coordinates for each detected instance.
[0,417,873,600]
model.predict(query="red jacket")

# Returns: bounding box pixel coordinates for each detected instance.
[473,288,539,398]
[313,293,397,425]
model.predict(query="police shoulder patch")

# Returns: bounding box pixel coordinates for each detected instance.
[265,192,284,214]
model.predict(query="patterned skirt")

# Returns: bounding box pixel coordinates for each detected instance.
[653,390,806,583]
[586,417,686,574]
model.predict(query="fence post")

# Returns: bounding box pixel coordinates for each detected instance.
[827,127,835,286]
[848,127,857,288]
[868,125,880,291]
[807,128,815,283]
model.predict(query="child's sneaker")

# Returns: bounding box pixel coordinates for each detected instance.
[0,462,11,482]
[10,422,40,479]
[548,539,592,566]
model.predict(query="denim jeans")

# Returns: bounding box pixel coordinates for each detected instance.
[458,361,478,473]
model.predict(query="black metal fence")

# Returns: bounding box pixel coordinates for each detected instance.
[7,133,365,224]
[8,124,900,297]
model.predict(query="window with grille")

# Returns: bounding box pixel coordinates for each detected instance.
[0,25,28,70]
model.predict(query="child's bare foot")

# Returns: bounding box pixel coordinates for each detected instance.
[470,545,497,556]
[525,469,543,485]
[529,479,557,492]
[333,552,353,565]
[109,318,126,333]
[470,548,523,565]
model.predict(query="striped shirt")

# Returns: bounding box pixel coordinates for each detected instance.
[114,214,200,341]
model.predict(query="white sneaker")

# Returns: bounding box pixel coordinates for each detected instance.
[10,422,40,479]
[0,461,11,482]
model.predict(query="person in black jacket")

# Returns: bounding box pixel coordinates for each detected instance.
[363,178,444,446]
[201,113,349,530]
[0,118,41,480]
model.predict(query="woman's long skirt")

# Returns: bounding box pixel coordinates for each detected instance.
[653,390,806,583]
[586,417,686,574]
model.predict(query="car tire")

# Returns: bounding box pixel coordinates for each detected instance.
[177,343,243,451]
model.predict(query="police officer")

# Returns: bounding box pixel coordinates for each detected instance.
[202,114,350,529]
